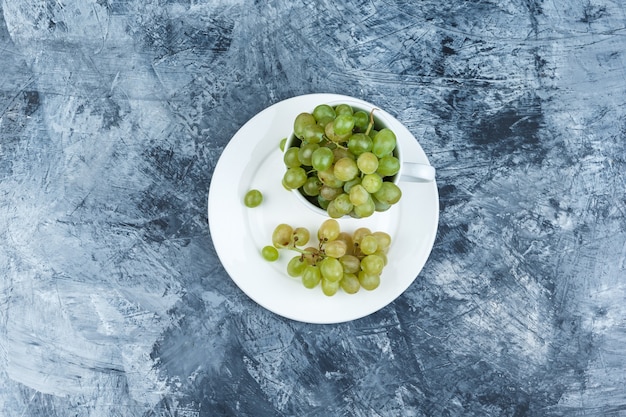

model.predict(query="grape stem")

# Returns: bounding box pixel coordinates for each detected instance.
[365,108,379,136]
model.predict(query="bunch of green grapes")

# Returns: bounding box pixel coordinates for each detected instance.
[281,103,402,218]
[261,219,392,296]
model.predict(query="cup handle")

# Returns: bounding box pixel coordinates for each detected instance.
[399,162,436,182]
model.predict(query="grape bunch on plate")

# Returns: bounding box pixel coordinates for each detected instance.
[281,103,403,218]
[262,219,391,296]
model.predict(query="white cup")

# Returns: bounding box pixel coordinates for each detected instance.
[285,99,435,216]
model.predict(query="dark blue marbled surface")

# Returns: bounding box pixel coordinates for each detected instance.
[1,1,626,416]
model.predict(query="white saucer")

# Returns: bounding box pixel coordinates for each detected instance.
[208,94,439,324]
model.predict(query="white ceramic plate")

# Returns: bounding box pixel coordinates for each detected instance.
[208,94,438,324]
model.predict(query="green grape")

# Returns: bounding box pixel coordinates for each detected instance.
[361,254,384,274]
[272,224,293,248]
[352,228,372,246]
[298,143,319,166]
[284,147,302,168]
[333,157,359,182]
[340,273,360,294]
[332,193,353,216]
[302,176,322,196]
[287,256,307,277]
[343,177,361,193]
[261,245,279,262]
[372,128,397,157]
[361,173,383,194]
[337,232,354,254]
[325,122,351,143]
[317,195,331,210]
[373,250,388,266]
[353,110,369,132]
[301,123,323,144]
[324,240,347,258]
[353,196,376,218]
[349,184,369,206]
[358,271,381,291]
[347,133,373,156]
[321,278,340,296]
[313,104,336,125]
[243,189,263,208]
[373,182,402,205]
[339,254,360,274]
[326,200,343,219]
[311,147,334,171]
[334,104,353,116]
[360,235,379,255]
[279,138,287,151]
[294,113,316,139]
[319,257,343,282]
[302,265,321,289]
[319,185,343,201]
[317,219,340,242]
[333,114,355,136]
[302,247,322,265]
[333,147,355,161]
[317,167,343,188]
[372,231,392,252]
[357,152,379,175]
[372,195,392,212]
[283,167,308,189]
[292,227,310,247]
[376,155,400,177]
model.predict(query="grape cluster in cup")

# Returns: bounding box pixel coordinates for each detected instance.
[262,219,391,296]
[281,103,402,218]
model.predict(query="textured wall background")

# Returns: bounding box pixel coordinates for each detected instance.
[1,0,625,416]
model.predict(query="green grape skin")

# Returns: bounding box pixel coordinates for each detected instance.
[298,143,319,166]
[356,152,379,175]
[358,271,381,291]
[279,138,287,151]
[312,104,336,125]
[317,219,341,242]
[353,196,376,218]
[324,239,347,258]
[376,155,400,177]
[333,147,355,161]
[343,177,361,193]
[349,184,369,206]
[334,104,353,116]
[292,227,310,247]
[321,278,340,296]
[373,182,402,205]
[311,147,334,172]
[371,128,397,157]
[272,224,293,248]
[319,185,343,201]
[283,167,308,189]
[361,173,383,194]
[243,189,263,208]
[360,235,379,255]
[340,273,360,294]
[372,195,392,212]
[317,195,331,210]
[319,257,343,282]
[333,114,355,136]
[337,232,354,254]
[294,113,316,139]
[302,265,321,289]
[302,176,322,196]
[347,133,373,156]
[332,193,353,216]
[360,254,384,274]
[303,123,325,144]
[284,147,302,168]
[333,157,359,182]
[372,231,392,252]
[317,168,344,188]
[373,250,388,266]
[352,228,372,246]
[261,245,279,262]
[353,110,369,132]
[326,200,343,219]
[287,256,307,277]
[339,255,360,274]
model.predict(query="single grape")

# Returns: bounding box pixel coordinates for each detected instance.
[349,184,369,206]
[332,193,353,216]
[372,195,392,212]
[347,133,373,156]
[372,231,392,252]
[360,235,379,255]
[373,250,388,266]
[283,167,308,189]
[319,257,343,282]
[339,254,360,274]
[324,239,347,258]
[371,128,397,157]
[334,104,353,116]
[376,155,400,177]
[333,157,359,182]
[358,271,381,291]
[311,147,334,172]
[373,182,402,205]
[353,196,376,218]
[326,200,343,219]
[333,147,355,161]
[284,147,302,168]
[244,189,263,208]
[325,121,351,143]
[361,173,383,194]
[313,104,336,123]
[357,152,379,175]
[336,232,354,254]
[319,185,343,201]
[279,138,287,151]
[302,265,321,288]
[303,123,325,144]
[302,247,322,265]
[292,227,310,247]
[352,228,372,246]
[340,273,360,294]
[317,167,344,188]
[321,278,340,296]
[272,224,293,248]
[317,195,331,210]
[353,110,369,132]
[261,245,279,262]
[333,114,355,136]
[343,177,361,193]
[302,176,322,196]
[294,113,316,139]
[317,219,341,242]
[360,254,384,274]
[287,256,307,277]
